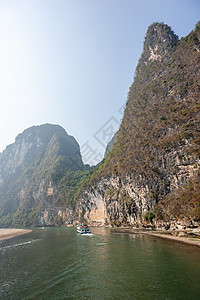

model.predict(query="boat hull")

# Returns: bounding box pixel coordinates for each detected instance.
[77,230,91,234]
[76,229,91,234]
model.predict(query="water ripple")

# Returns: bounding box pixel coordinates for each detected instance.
[0,239,41,251]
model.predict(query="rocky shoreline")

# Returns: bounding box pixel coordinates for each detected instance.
[0,229,32,241]
[110,227,200,248]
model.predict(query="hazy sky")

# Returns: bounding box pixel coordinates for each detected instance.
[0,0,199,164]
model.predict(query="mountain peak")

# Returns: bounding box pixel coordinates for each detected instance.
[139,22,178,66]
[145,22,178,46]
[0,123,83,178]
[15,123,67,143]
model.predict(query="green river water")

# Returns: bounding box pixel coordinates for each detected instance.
[0,227,200,299]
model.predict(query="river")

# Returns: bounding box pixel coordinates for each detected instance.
[0,227,200,299]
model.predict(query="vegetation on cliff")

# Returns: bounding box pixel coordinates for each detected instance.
[0,22,199,227]
[0,124,92,227]
[78,22,200,224]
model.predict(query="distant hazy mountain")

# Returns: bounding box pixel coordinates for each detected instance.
[104,132,117,158]
[0,124,90,227]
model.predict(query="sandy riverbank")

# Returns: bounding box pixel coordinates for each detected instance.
[112,228,200,248]
[0,229,32,241]
[144,231,200,248]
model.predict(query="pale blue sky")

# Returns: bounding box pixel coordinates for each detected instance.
[0,0,199,164]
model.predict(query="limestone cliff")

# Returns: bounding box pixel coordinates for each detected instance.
[0,124,86,227]
[78,22,200,229]
[0,22,199,230]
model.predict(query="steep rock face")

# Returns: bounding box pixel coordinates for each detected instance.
[79,150,199,226]
[104,132,117,158]
[78,22,200,228]
[0,124,84,227]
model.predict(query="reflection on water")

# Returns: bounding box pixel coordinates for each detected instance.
[0,227,200,299]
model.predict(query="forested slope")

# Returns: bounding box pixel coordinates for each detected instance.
[77,22,200,228]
